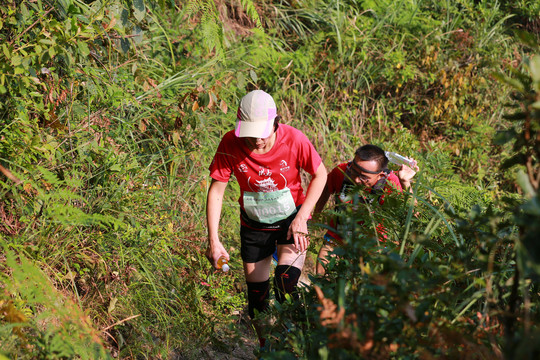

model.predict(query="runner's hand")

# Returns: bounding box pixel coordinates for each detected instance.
[288,217,309,253]
[397,159,419,187]
[205,241,229,269]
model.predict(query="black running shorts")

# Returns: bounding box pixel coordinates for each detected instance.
[240,208,299,263]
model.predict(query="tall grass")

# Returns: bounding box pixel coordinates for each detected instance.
[0,1,247,357]
[231,1,510,192]
[261,174,519,358]
[1,0,537,358]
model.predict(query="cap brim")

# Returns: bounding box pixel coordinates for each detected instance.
[235,118,274,138]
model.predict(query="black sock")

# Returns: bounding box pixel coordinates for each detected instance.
[246,280,270,318]
[273,265,301,303]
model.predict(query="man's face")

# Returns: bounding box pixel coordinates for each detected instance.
[345,157,384,187]
[243,127,275,151]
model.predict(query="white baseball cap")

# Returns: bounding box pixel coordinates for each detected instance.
[235,90,277,138]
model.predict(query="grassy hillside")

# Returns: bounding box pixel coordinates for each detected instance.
[1,0,539,358]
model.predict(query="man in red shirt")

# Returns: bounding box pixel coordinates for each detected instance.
[315,144,418,275]
[206,90,327,348]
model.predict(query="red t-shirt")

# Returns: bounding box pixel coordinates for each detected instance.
[325,162,403,244]
[209,124,322,217]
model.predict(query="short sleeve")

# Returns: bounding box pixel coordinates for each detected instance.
[208,134,235,182]
[386,172,403,193]
[294,129,322,175]
[327,164,347,194]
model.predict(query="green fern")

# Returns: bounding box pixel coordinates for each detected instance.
[185,0,203,16]
[186,0,262,56]
[239,0,262,28]
[0,249,112,359]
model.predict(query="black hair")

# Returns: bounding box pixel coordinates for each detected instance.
[354,144,388,171]
[274,115,281,131]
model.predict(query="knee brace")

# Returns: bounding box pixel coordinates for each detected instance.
[246,280,270,319]
[273,265,302,304]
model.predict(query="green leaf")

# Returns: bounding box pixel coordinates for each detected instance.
[2,44,9,58]
[120,8,130,29]
[11,55,22,66]
[115,38,130,53]
[530,54,540,83]
[319,346,329,360]
[249,69,258,83]
[132,26,143,44]
[515,30,540,51]
[108,297,118,314]
[110,4,129,31]
[39,39,54,45]
[516,170,535,198]
[172,131,180,146]
[110,164,122,172]
[237,72,246,89]
[78,42,90,57]
[20,3,30,20]
[133,0,146,22]
[492,72,525,92]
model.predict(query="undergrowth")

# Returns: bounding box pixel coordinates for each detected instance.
[1,0,539,358]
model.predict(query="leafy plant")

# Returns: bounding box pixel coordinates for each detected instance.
[261,40,540,359]
[1,0,539,358]
[0,248,112,359]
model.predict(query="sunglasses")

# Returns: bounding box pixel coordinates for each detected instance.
[345,161,382,181]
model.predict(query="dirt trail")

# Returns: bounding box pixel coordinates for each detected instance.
[194,255,317,359]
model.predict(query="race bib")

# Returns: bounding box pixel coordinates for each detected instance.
[243,188,297,224]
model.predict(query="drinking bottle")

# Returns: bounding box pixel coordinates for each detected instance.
[385,151,417,168]
[217,256,230,272]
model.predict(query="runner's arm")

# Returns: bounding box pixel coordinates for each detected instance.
[288,162,327,252]
[314,183,331,214]
[206,178,230,268]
